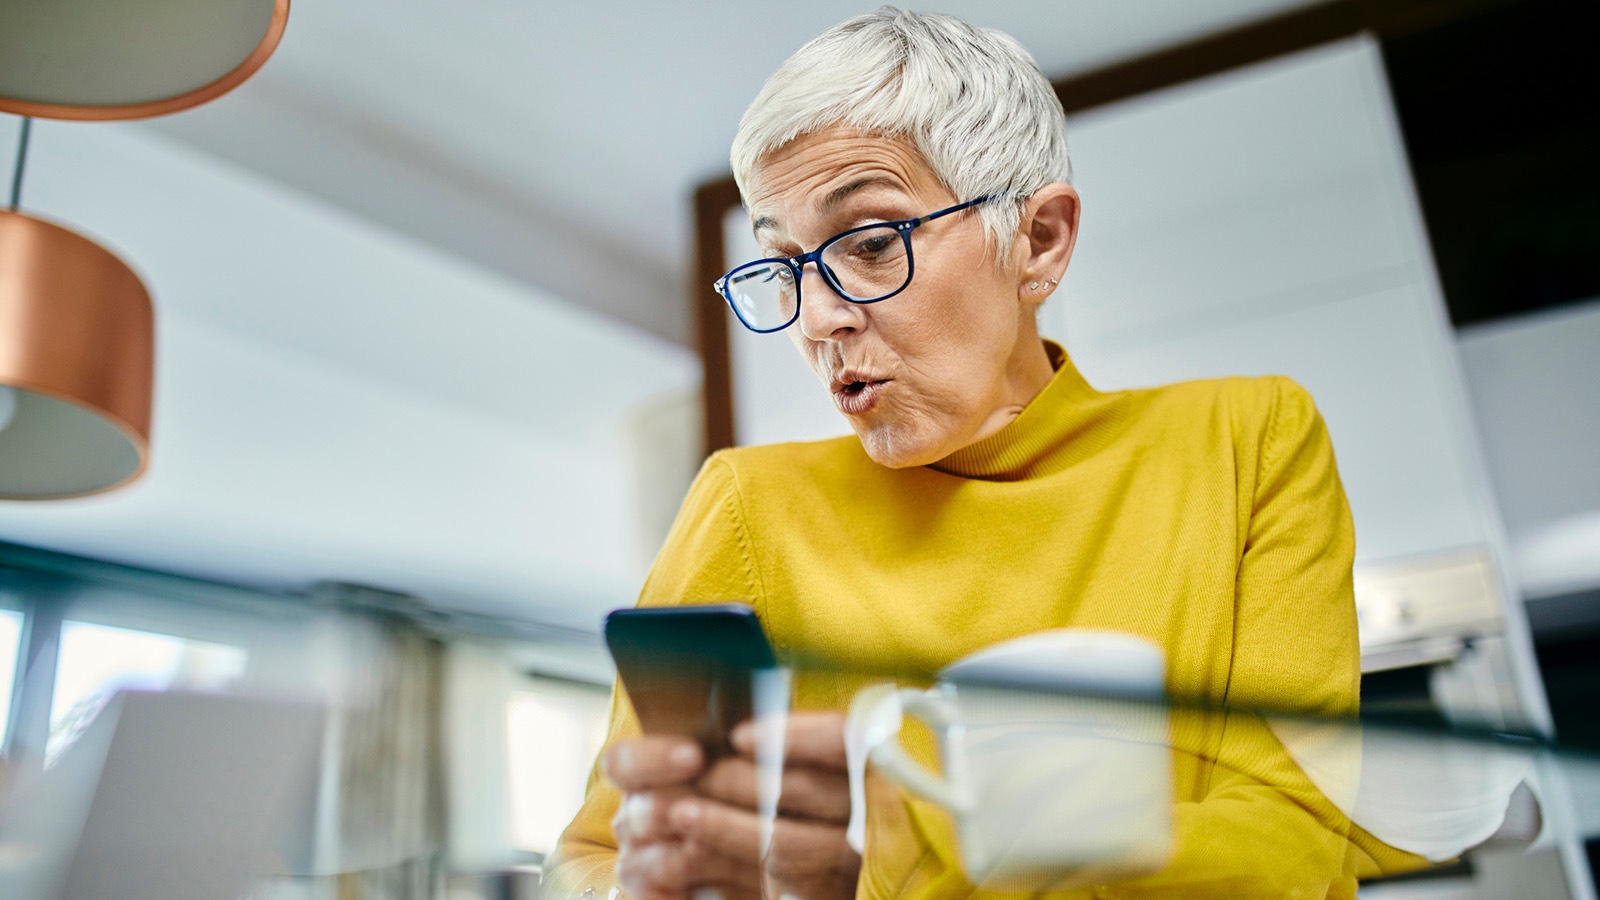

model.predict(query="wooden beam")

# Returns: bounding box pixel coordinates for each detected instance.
[1053,1,1361,114]
[692,176,742,456]
[1053,0,1522,115]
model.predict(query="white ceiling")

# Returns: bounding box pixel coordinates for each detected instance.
[0,117,700,632]
[142,0,1324,345]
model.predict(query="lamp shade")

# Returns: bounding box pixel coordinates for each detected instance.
[0,0,289,121]
[0,210,154,499]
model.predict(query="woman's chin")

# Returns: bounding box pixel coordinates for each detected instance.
[851,422,944,469]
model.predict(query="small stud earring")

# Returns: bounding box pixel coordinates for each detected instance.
[1029,281,1040,290]
[1046,278,1058,287]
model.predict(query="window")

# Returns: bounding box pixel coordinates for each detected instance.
[506,678,610,855]
[0,608,22,747]
[47,620,247,763]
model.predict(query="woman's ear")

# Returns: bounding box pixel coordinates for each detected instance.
[1016,183,1080,304]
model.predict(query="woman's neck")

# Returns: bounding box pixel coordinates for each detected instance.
[963,322,1057,449]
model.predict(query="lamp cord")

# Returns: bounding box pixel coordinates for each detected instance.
[9,117,31,212]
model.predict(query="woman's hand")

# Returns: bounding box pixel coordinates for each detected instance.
[693,713,861,900]
[604,713,861,900]
[606,734,761,899]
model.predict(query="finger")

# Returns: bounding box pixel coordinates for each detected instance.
[610,786,696,845]
[731,712,848,770]
[764,815,861,889]
[673,797,857,887]
[669,796,764,863]
[779,765,852,822]
[615,837,762,897]
[604,735,704,791]
[695,755,852,823]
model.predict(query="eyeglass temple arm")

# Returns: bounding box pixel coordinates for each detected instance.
[907,193,1009,229]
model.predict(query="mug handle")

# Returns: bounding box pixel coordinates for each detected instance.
[868,688,973,813]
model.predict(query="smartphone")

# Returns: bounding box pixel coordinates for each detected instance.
[604,604,777,759]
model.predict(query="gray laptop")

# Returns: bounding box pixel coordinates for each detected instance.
[0,690,323,900]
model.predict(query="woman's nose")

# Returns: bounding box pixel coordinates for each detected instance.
[795,264,862,341]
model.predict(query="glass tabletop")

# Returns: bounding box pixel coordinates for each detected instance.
[717,653,1600,900]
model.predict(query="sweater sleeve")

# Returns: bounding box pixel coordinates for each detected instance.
[1228,376,1360,718]
[540,453,765,899]
[1092,378,1424,898]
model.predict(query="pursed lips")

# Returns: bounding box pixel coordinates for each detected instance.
[830,370,891,415]
[829,370,890,394]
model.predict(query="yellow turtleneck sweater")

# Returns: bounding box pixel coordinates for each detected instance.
[547,342,1414,898]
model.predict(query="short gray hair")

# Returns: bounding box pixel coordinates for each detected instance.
[730,7,1072,256]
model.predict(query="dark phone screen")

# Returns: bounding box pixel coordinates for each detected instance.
[604,604,776,758]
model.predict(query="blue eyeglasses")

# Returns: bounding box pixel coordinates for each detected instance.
[714,194,1008,333]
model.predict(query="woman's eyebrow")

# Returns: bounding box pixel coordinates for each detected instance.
[818,176,900,213]
[750,176,905,236]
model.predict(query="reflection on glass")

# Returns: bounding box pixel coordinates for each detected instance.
[837,674,1562,897]
[545,645,1600,899]
[0,608,22,746]
[48,620,247,763]
[506,684,608,855]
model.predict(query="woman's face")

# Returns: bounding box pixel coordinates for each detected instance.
[746,127,1053,468]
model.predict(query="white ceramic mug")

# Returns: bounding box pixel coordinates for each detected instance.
[846,630,1173,890]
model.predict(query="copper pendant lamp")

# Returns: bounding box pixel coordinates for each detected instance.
[1,121,154,500]
[0,0,289,121]
[0,1,289,499]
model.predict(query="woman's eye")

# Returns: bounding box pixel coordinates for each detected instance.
[855,234,896,255]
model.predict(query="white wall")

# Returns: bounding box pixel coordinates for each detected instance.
[1458,298,1600,599]
[0,116,700,631]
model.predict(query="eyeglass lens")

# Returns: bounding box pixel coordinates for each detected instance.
[724,225,909,331]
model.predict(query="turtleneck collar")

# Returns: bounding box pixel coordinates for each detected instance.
[929,340,1117,481]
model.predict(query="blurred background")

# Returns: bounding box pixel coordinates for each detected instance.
[0,0,1595,897]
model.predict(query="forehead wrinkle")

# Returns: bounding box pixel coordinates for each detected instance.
[748,130,930,238]
[817,175,901,214]
[752,173,912,239]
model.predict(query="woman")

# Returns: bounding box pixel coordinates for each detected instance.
[547,9,1405,899]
